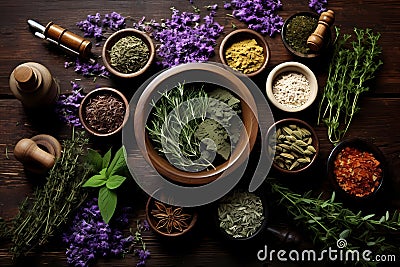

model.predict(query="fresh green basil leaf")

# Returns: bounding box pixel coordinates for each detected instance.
[102,148,112,169]
[106,146,127,177]
[106,175,126,190]
[86,148,103,172]
[82,173,107,188]
[98,187,117,224]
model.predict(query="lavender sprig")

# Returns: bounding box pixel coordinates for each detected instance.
[65,58,110,78]
[153,7,224,68]
[226,0,283,36]
[76,12,126,42]
[62,198,132,267]
[131,220,150,266]
[55,81,85,127]
[309,0,328,14]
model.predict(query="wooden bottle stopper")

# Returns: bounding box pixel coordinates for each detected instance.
[307,10,335,52]
[13,65,40,92]
[44,22,92,58]
[14,134,62,174]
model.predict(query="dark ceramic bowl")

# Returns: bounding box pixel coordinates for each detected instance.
[266,118,319,174]
[216,189,268,241]
[145,196,198,237]
[102,28,155,78]
[327,138,385,200]
[219,29,270,77]
[281,12,331,58]
[79,87,129,137]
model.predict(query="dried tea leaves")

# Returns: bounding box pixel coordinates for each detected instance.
[109,35,149,74]
[218,191,264,238]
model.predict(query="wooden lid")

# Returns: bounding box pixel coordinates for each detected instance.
[14,65,38,91]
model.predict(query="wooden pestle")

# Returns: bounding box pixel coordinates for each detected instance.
[307,10,335,52]
[14,134,62,173]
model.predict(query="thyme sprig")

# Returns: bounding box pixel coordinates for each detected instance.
[318,27,383,144]
[269,180,400,259]
[11,130,91,259]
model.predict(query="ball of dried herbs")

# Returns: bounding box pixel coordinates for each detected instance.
[218,191,264,238]
[109,35,149,74]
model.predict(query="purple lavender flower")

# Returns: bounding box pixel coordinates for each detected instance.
[153,7,224,68]
[62,198,132,267]
[228,0,284,36]
[135,249,150,267]
[55,81,85,127]
[77,12,126,41]
[309,0,328,14]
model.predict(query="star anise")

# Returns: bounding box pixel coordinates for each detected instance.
[151,201,192,234]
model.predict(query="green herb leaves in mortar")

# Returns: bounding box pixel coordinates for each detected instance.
[83,146,127,223]
[146,83,242,171]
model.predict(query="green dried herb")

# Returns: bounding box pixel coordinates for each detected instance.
[146,83,241,171]
[269,178,400,262]
[109,35,149,74]
[218,191,264,238]
[11,130,91,259]
[285,15,318,54]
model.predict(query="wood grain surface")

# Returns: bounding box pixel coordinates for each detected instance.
[0,0,399,266]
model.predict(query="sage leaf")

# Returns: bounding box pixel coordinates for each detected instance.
[363,214,375,221]
[106,146,126,177]
[98,186,117,224]
[82,171,107,188]
[106,175,126,190]
[340,229,351,239]
[102,148,112,170]
[87,148,103,172]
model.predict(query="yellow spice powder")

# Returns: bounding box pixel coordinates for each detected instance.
[225,39,264,74]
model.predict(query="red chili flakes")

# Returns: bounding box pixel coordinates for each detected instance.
[333,147,382,197]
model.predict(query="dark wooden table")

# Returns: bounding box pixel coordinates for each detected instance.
[1,0,400,266]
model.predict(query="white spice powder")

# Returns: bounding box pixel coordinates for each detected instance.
[272,71,311,109]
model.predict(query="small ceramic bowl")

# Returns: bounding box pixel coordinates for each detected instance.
[266,118,319,174]
[79,87,129,137]
[266,61,318,112]
[145,197,198,237]
[216,190,268,241]
[327,138,385,200]
[219,29,270,77]
[102,28,155,78]
[281,12,331,58]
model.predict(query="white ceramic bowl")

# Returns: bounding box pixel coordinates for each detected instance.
[266,62,318,112]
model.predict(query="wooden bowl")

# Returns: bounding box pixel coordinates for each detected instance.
[219,29,270,77]
[79,87,129,137]
[281,12,331,58]
[102,28,155,78]
[146,197,198,237]
[133,63,259,185]
[266,61,318,112]
[266,118,319,174]
[327,138,385,200]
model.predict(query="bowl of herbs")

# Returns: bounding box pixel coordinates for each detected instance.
[281,12,331,58]
[79,87,129,137]
[102,28,155,78]
[134,63,258,185]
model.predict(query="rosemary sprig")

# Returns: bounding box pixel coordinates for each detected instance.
[318,27,383,144]
[269,179,400,258]
[146,83,213,171]
[11,130,91,259]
